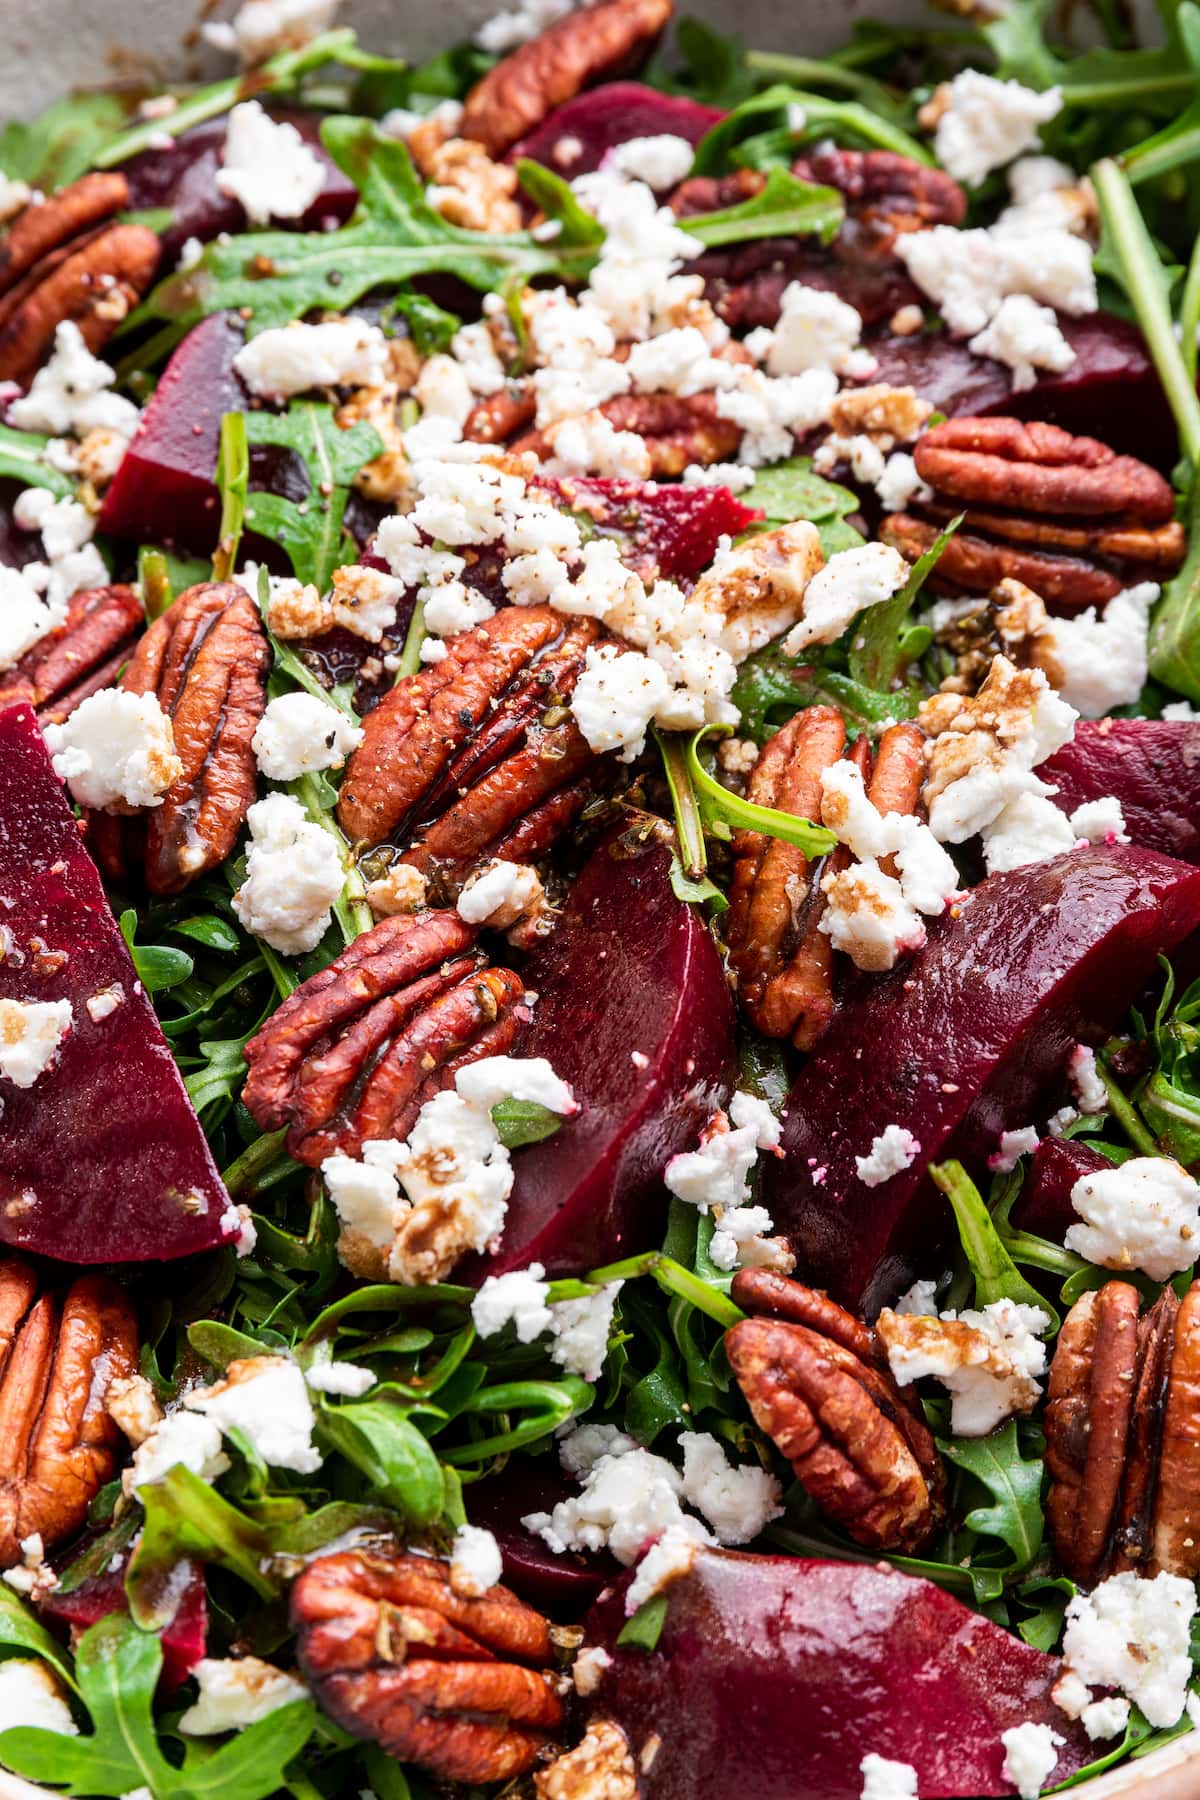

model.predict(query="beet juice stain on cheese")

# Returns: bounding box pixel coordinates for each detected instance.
[2,0,1200,1794]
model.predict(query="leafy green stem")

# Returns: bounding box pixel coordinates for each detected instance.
[586,1251,745,1328]
[213,411,249,584]
[656,729,707,878]
[686,725,837,856]
[392,600,426,682]
[1098,1054,1161,1156]
[291,771,372,943]
[222,1128,289,1196]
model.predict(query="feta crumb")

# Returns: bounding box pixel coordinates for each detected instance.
[449,1523,503,1598]
[1069,796,1128,846]
[304,1360,375,1396]
[877,1297,1050,1436]
[1061,1570,1196,1728]
[819,859,926,972]
[186,1354,322,1473]
[876,451,930,513]
[933,71,1063,187]
[474,0,573,53]
[897,222,1095,340]
[968,293,1075,392]
[330,563,406,642]
[570,642,672,761]
[624,1522,703,1615]
[558,1423,637,1479]
[456,859,544,930]
[127,1411,230,1493]
[234,317,389,399]
[106,1371,163,1446]
[0,566,61,672]
[1000,1721,1063,1799]
[251,691,362,780]
[860,1753,918,1800]
[764,282,866,376]
[1040,582,1157,718]
[855,1124,921,1187]
[471,1262,553,1343]
[0,173,31,222]
[1081,1696,1130,1741]
[783,543,909,654]
[217,100,325,225]
[1066,1157,1200,1281]
[365,863,427,917]
[0,998,72,1089]
[894,1278,939,1316]
[8,321,140,437]
[665,1092,781,1216]
[681,461,756,493]
[179,1656,308,1735]
[980,789,1077,873]
[990,1125,1041,1171]
[232,792,344,955]
[0,1659,78,1737]
[678,1430,782,1544]
[204,0,340,63]
[547,1281,624,1381]
[1067,1043,1108,1113]
[607,134,695,192]
[44,689,182,811]
[572,1645,613,1696]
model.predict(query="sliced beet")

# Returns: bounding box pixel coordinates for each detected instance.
[1011,1137,1111,1242]
[764,844,1200,1314]
[580,1548,1091,1799]
[692,237,921,331]
[0,702,236,1264]
[533,475,763,581]
[467,1461,618,1618]
[472,831,735,1279]
[122,108,357,264]
[1040,719,1200,865]
[43,1557,206,1693]
[511,82,723,177]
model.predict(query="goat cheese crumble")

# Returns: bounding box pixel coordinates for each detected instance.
[0,998,72,1089]
[932,71,1063,187]
[217,100,326,225]
[877,1297,1050,1435]
[251,692,363,780]
[185,1355,322,1473]
[233,793,345,954]
[859,1754,918,1799]
[855,1125,921,1187]
[178,1656,309,1735]
[234,318,389,399]
[44,690,182,811]
[1060,1571,1196,1728]
[449,1523,504,1597]
[1000,1721,1063,1800]
[1066,1157,1200,1280]
[0,1659,78,1737]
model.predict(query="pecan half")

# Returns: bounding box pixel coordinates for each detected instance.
[0,583,144,724]
[461,0,672,156]
[242,909,525,1166]
[726,1269,945,1553]
[0,173,160,384]
[89,582,269,895]
[0,1253,138,1567]
[1045,1280,1200,1583]
[338,606,603,902]
[882,417,1184,612]
[727,713,923,1049]
[292,1546,563,1784]
[792,145,967,249]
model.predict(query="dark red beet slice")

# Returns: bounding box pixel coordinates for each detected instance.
[533,475,763,581]
[122,108,357,264]
[0,702,236,1263]
[1041,720,1200,865]
[580,1549,1091,1799]
[42,1558,206,1693]
[691,237,921,332]
[763,845,1200,1314]
[467,1461,618,1618]
[1011,1137,1111,1242]
[471,831,735,1278]
[511,82,723,177]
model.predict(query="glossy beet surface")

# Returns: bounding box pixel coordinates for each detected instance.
[42,1558,206,1693]
[1041,720,1200,865]
[0,703,234,1262]
[511,82,723,176]
[1011,1136,1111,1242]
[538,475,763,581]
[473,832,735,1278]
[764,845,1200,1314]
[123,109,357,263]
[581,1549,1091,1798]
[466,1461,618,1617]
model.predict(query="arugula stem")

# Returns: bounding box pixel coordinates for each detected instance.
[687,726,837,856]
[586,1251,745,1328]
[744,50,888,92]
[998,1229,1089,1281]
[213,412,249,584]
[137,548,174,622]
[259,941,300,1000]
[1098,1056,1161,1156]
[1091,157,1200,470]
[93,29,360,168]
[1180,233,1200,385]
[392,599,427,681]
[655,729,707,878]
[292,771,373,942]
[222,1128,289,1196]
[1060,73,1197,106]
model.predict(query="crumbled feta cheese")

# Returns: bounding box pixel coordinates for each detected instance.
[855,1124,921,1187]
[968,293,1075,391]
[449,1523,504,1597]
[0,174,31,222]
[1069,796,1128,846]
[570,642,672,761]
[547,1281,623,1381]
[329,562,406,642]
[365,863,428,917]
[681,461,756,493]
[877,1297,1050,1435]
[666,1092,781,1214]
[783,543,909,653]
[763,283,866,376]
[1081,1697,1131,1741]
[232,793,344,955]
[44,689,182,811]
[820,759,960,958]
[1067,1043,1108,1114]
[819,860,926,972]
[573,1645,613,1696]
[715,366,838,465]
[475,0,573,52]
[217,100,325,225]
[204,0,339,61]
[860,1754,918,1800]
[186,1354,321,1473]
[1040,583,1157,718]
[0,998,72,1089]
[545,409,652,480]
[321,1139,410,1271]
[8,321,140,437]
[178,1656,308,1735]
[1000,1721,1063,1799]
[304,1360,375,1396]
[471,1263,554,1343]
[894,1278,939,1316]
[106,1371,163,1446]
[897,222,1096,339]
[127,1411,230,1493]
[990,1125,1041,1171]
[1061,1570,1196,1728]
[234,318,389,399]
[932,72,1063,187]
[875,451,930,513]
[980,789,1077,873]
[251,692,362,780]
[624,1523,703,1615]
[678,1430,782,1545]
[13,487,93,559]
[1163,699,1200,720]
[258,573,330,639]
[687,520,826,661]
[456,859,545,930]
[0,1659,77,1737]
[454,1055,576,1115]
[607,134,696,191]
[1066,1157,1200,1280]
[0,566,61,671]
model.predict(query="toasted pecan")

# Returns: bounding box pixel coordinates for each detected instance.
[0,583,144,723]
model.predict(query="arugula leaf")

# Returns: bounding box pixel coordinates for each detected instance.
[0,91,135,189]
[686,725,837,856]
[731,640,918,743]
[979,0,1063,88]
[692,85,931,175]
[669,16,757,108]
[128,1466,279,1628]
[681,165,844,249]
[213,410,250,584]
[931,1160,1058,1327]
[515,160,606,249]
[0,1585,77,1688]
[0,1613,315,1800]
[848,515,960,692]
[491,1097,564,1149]
[938,1421,1045,1572]
[315,1399,446,1523]
[243,403,384,591]
[0,422,74,499]
[1150,477,1200,703]
[742,455,860,529]
[120,910,195,993]
[384,290,461,355]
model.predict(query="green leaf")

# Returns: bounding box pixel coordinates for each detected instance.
[1150,476,1200,702]
[848,514,960,692]
[119,910,195,993]
[172,915,242,955]
[938,1421,1045,1572]
[243,402,384,591]
[213,410,249,584]
[741,455,860,529]
[731,639,917,743]
[384,291,461,356]
[692,85,930,176]
[670,16,757,108]
[0,422,74,498]
[616,1593,670,1651]
[0,1585,77,1688]
[931,1160,1058,1328]
[684,165,844,249]
[127,1466,279,1629]
[491,1096,564,1149]
[979,0,1063,87]
[685,725,838,855]
[315,1399,445,1524]
[515,160,606,249]
[0,91,135,188]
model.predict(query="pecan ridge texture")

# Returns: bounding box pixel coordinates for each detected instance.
[0,583,144,724]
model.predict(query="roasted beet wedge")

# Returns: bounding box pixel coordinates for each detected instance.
[764,844,1200,1314]
[510,81,722,175]
[534,475,763,581]
[41,1557,206,1693]
[1011,1137,1111,1242]
[467,1461,618,1618]
[470,829,735,1278]
[0,703,236,1263]
[579,1548,1091,1799]
[1040,719,1200,865]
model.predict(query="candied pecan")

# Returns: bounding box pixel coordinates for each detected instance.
[792,146,967,250]
[727,1270,945,1553]
[669,169,767,218]
[0,174,130,297]
[882,513,1125,612]
[292,1545,563,1784]
[89,582,269,895]
[0,1253,138,1567]
[536,1719,639,1800]
[1045,1281,1200,1583]
[338,606,604,901]
[421,136,522,233]
[464,387,537,446]
[913,418,1176,523]
[0,583,143,723]
[242,909,526,1165]
[461,0,672,156]
[0,218,160,385]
